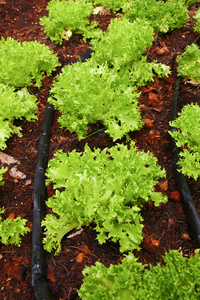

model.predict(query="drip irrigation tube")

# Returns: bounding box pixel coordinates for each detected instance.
[32,48,93,300]
[170,77,200,247]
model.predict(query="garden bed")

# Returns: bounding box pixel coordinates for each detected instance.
[0,1,200,299]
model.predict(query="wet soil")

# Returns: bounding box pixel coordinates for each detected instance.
[0,1,200,299]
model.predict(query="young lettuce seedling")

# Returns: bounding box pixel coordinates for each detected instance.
[0,167,30,246]
[0,84,38,150]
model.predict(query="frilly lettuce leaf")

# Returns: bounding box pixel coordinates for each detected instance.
[42,142,167,254]
[169,103,200,180]
[0,37,60,88]
[78,249,200,299]
[0,84,38,150]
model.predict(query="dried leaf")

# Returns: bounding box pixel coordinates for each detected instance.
[9,166,26,179]
[25,179,32,186]
[0,152,20,165]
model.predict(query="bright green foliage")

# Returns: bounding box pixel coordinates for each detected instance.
[119,56,171,88]
[123,0,189,33]
[0,168,30,246]
[184,0,198,6]
[177,43,200,85]
[78,249,200,300]
[40,0,101,44]
[49,61,143,141]
[42,142,167,254]
[0,167,7,185]
[0,84,38,150]
[169,103,200,180]
[0,37,60,88]
[0,209,30,246]
[90,17,154,69]
[193,8,200,33]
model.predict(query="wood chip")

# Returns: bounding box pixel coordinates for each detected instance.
[157,180,168,192]
[76,253,84,263]
[146,92,159,105]
[155,46,169,55]
[142,236,160,254]
[182,233,191,240]
[8,213,15,220]
[142,118,154,128]
[170,191,181,201]
[67,228,84,239]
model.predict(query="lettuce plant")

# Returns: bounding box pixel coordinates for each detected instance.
[90,17,154,69]
[49,61,143,141]
[177,43,200,85]
[184,0,199,6]
[193,8,200,33]
[0,167,7,185]
[169,103,200,180]
[0,37,60,88]
[0,209,31,246]
[78,249,200,299]
[119,56,170,88]
[0,84,38,150]
[0,167,30,246]
[40,0,101,44]
[122,0,189,33]
[42,142,167,254]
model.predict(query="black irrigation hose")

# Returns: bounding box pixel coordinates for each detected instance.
[32,48,93,300]
[32,102,54,300]
[170,77,200,247]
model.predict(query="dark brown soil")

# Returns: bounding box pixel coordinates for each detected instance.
[0,1,200,299]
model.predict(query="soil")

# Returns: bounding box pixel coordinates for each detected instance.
[0,1,200,299]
